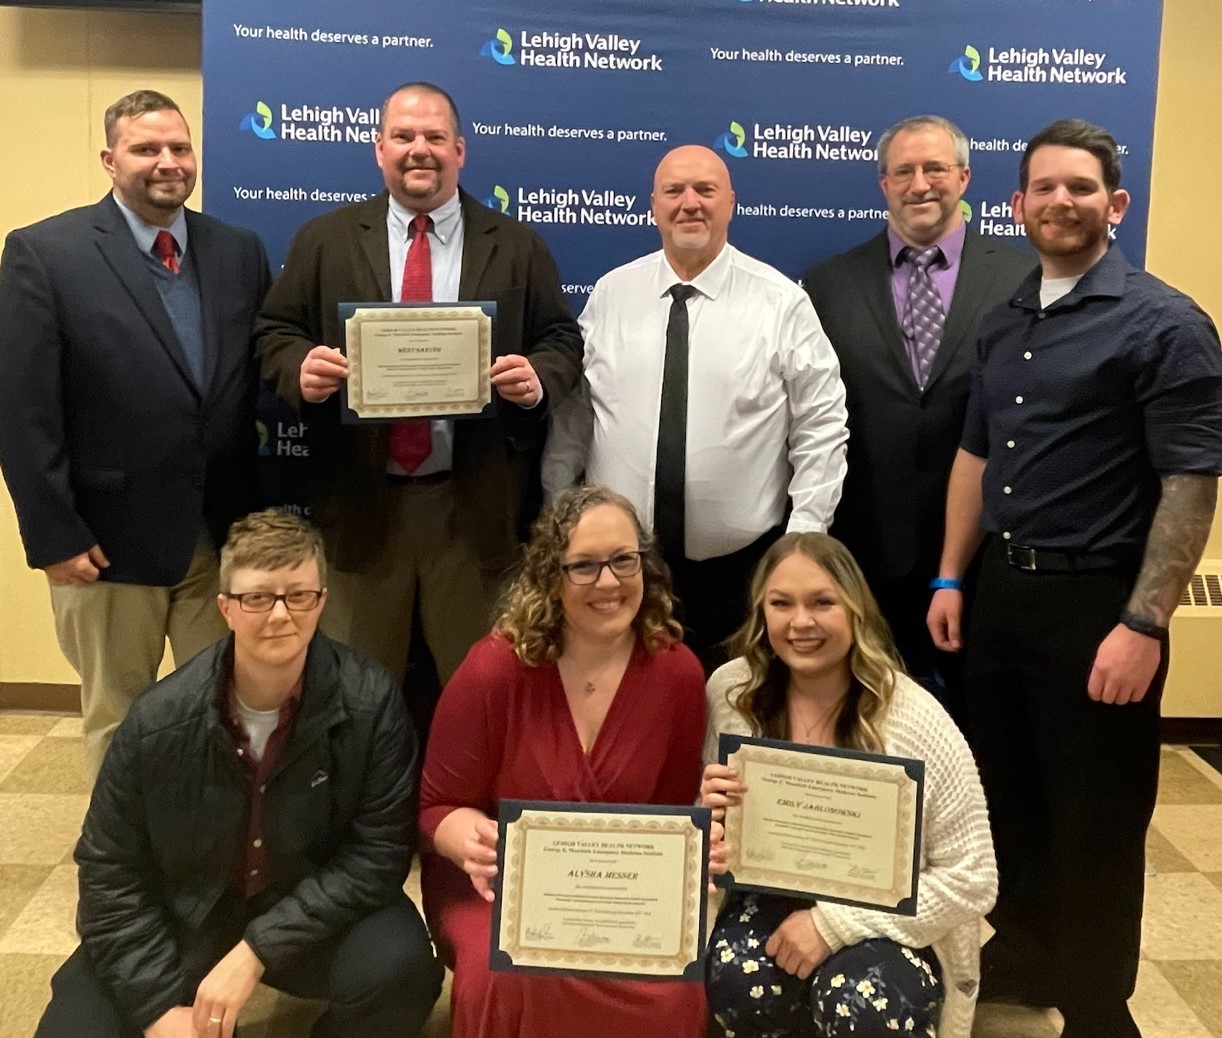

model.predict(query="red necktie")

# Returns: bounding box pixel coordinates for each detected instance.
[153,230,180,274]
[389,214,434,473]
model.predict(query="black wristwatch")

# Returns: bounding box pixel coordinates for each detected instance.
[1118,610,1169,641]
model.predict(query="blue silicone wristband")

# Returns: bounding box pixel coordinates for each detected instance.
[929,577,963,591]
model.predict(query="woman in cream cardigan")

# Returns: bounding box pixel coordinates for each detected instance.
[701,532,996,1038]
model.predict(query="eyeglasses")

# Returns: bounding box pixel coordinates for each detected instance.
[885,162,962,184]
[560,552,644,585]
[224,590,325,613]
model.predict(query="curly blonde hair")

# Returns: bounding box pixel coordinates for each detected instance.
[725,532,902,753]
[495,486,683,666]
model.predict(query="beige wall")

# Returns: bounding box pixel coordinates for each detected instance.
[0,8,201,685]
[1149,0,1222,562]
[0,2,1219,684]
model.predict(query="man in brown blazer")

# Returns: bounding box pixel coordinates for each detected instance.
[257,81,582,696]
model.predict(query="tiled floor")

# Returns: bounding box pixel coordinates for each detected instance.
[3,712,1222,1038]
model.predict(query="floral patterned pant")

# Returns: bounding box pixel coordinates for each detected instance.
[706,893,942,1037]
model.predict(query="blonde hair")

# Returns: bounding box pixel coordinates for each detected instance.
[219,509,327,590]
[495,485,682,666]
[725,532,901,753]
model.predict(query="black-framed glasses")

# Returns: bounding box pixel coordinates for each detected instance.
[224,590,325,613]
[560,552,644,586]
[885,162,962,184]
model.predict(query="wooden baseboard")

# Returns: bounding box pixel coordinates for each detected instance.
[0,682,81,714]
[1161,717,1222,744]
[2,683,1218,741]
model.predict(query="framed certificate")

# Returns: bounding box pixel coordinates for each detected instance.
[718,734,924,915]
[337,300,497,422]
[490,801,711,981]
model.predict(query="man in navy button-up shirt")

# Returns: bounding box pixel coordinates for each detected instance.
[928,119,1222,1038]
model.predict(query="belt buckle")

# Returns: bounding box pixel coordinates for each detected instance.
[1006,544,1038,571]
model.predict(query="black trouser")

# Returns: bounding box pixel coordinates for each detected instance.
[668,526,784,673]
[866,565,971,727]
[965,544,1165,1038]
[35,893,443,1038]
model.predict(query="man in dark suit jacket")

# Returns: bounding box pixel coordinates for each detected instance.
[256,81,582,698]
[804,115,1031,707]
[0,90,270,778]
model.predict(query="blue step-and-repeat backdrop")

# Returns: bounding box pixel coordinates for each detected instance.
[201,0,1163,504]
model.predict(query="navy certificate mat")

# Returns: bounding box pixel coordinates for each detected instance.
[717,733,925,917]
[336,299,498,424]
[490,799,711,982]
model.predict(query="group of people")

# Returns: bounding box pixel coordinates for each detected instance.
[1,76,1219,1038]
[30,495,991,1038]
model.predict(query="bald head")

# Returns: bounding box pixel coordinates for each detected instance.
[653,145,732,193]
[651,145,735,277]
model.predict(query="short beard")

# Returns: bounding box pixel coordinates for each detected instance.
[670,228,711,251]
[1025,216,1109,258]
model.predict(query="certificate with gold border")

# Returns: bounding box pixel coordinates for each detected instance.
[337,301,496,421]
[719,735,923,915]
[490,801,710,980]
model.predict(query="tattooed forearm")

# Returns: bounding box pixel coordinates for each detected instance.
[1128,474,1219,626]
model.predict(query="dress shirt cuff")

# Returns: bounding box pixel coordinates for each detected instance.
[785,513,828,535]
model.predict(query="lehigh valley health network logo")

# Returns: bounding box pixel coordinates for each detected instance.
[483,185,511,213]
[948,45,984,82]
[958,200,973,221]
[713,120,749,158]
[480,28,516,65]
[239,100,277,139]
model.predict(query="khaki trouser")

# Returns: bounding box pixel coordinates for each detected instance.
[50,536,226,780]
[321,479,498,687]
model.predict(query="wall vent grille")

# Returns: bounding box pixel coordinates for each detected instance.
[1181,571,1222,608]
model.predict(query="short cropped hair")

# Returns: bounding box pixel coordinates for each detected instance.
[103,90,182,147]
[380,81,463,136]
[876,114,970,176]
[1019,118,1122,193]
[219,509,327,590]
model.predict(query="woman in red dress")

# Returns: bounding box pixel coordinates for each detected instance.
[419,485,708,1038]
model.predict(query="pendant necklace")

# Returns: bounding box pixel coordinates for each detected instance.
[791,700,840,741]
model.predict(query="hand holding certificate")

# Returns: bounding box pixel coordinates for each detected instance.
[717,735,924,915]
[490,801,710,980]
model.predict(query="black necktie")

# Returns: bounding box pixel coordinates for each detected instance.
[654,284,696,561]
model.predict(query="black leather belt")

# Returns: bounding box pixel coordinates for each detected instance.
[387,471,450,486]
[1001,541,1132,573]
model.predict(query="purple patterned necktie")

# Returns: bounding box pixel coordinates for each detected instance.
[900,245,945,390]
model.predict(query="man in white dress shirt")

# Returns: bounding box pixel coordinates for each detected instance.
[544,144,848,667]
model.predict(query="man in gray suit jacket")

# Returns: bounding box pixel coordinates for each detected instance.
[257,81,582,694]
[0,90,270,778]
[804,115,1031,705]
